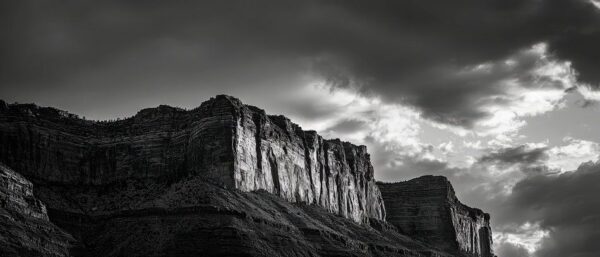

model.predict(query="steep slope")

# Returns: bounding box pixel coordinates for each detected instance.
[378,176,494,257]
[31,173,452,257]
[1,159,451,257]
[0,96,384,223]
[0,96,495,257]
[0,163,74,257]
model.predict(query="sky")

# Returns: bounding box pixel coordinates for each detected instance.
[2,1,600,256]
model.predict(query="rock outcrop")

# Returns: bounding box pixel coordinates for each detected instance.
[0,95,384,223]
[0,163,74,257]
[1,159,452,257]
[0,96,495,257]
[29,173,453,257]
[1,162,48,220]
[378,176,494,257]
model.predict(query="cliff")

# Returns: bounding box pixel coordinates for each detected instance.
[0,95,384,223]
[2,158,452,257]
[0,96,494,257]
[378,176,494,257]
[0,163,74,257]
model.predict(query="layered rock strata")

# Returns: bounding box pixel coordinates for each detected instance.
[0,96,384,223]
[1,162,48,220]
[0,163,73,257]
[2,160,451,257]
[27,174,452,257]
[0,96,497,257]
[378,176,494,257]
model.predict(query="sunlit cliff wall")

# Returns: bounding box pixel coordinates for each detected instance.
[0,95,385,223]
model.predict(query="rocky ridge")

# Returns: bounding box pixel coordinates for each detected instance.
[0,95,384,223]
[378,176,494,257]
[0,96,494,257]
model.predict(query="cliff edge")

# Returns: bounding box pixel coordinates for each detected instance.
[0,96,494,257]
[0,95,384,223]
[378,176,495,257]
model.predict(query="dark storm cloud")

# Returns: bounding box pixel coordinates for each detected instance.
[1,0,599,125]
[505,161,600,257]
[479,145,549,166]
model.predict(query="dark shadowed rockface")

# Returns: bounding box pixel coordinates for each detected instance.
[0,163,74,257]
[0,96,493,257]
[0,95,384,223]
[378,176,494,257]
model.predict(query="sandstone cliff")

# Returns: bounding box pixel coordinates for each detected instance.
[1,159,452,257]
[378,176,494,257]
[0,95,384,223]
[0,163,74,257]
[0,96,494,257]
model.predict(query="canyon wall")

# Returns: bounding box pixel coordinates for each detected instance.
[0,96,384,222]
[1,161,450,257]
[0,163,73,257]
[0,96,497,256]
[378,176,494,257]
[233,104,385,222]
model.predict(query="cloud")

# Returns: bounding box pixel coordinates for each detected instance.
[458,148,600,257]
[284,83,424,152]
[2,0,599,127]
[495,241,531,257]
[463,140,483,150]
[546,138,600,172]
[455,43,577,136]
[504,161,600,257]
[493,222,550,256]
[479,145,549,166]
[577,85,600,106]
[438,141,455,154]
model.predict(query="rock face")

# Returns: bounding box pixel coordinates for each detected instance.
[30,174,454,257]
[0,163,73,257]
[0,96,495,257]
[0,95,384,223]
[378,176,494,257]
[0,162,48,220]
[1,159,452,257]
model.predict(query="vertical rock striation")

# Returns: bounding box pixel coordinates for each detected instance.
[1,162,48,220]
[234,105,385,222]
[0,95,385,223]
[0,96,498,256]
[0,163,73,257]
[378,176,494,257]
